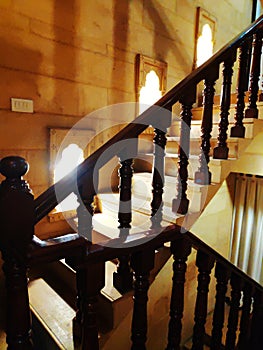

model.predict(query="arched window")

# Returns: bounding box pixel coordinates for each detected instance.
[136,54,167,116]
[193,7,216,70]
[54,143,84,212]
[196,24,213,67]
[49,127,95,220]
[139,70,162,113]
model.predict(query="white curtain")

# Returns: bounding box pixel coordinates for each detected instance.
[230,174,263,284]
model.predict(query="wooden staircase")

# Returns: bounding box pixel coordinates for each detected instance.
[0,15,263,350]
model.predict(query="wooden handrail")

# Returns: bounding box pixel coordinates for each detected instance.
[34,15,263,223]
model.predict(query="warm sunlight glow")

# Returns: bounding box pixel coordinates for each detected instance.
[54,143,84,212]
[139,70,162,113]
[196,24,213,67]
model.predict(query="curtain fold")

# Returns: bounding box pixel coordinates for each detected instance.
[230,174,263,284]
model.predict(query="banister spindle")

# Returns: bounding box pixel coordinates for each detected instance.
[113,150,135,293]
[130,249,155,350]
[195,69,218,185]
[237,283,253,350]
[225,273,243,350]
[249,289,263,348]
[0,156,34,349]
[151,106,172,228]
[172,87,196,214]
[245,32,263,118]
[192,250,215,350]
[213,53,236,160]
[166,238,192,350]
[77,172,97,242]
[211,262,230,350]
[231,39,252,137]
[72,261,105,350]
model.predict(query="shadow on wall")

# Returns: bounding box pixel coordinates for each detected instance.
[145,0,192,74]
[0,36,42,111]
[110,0,193,107]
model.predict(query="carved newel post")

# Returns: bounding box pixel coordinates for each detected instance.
[0,156,34,349]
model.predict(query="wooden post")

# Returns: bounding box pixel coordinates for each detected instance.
[245,33,262,118]
[213,52,236,159]
[72,261,105,350]
[166,237,192,350]
[195,68,219,185]
[0,156,34,349]
[172,87,196,214]
[130,249,155,350]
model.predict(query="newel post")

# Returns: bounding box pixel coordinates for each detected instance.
[0,156,34,349]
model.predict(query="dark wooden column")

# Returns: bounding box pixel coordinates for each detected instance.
[213,53,236,159]
[0,156,34,350]
[249,289,263,349]
[166,237,192,350]
[195,68,219,185]
[113,154,134,293]
[151,106,172,228]
[237,283,253,350]
[192,250,215,350]
[211,263,230,350]
[172,87,196,214]
[72,261,105,350]
[130,249,155,350]
[231,40,252,137]
[225,273,243,350]
[245,33,262,118]
[150,128,167,228]
[77,172,96,242]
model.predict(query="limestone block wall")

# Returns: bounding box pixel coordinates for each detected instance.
[0,0,252,237]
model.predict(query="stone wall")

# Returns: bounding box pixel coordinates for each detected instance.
[0,0,253,237]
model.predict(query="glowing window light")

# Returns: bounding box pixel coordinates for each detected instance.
[196,24,213,67]
[139,70,162,113]
[54,143,84,212]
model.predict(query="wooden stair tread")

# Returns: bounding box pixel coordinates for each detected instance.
[28,278,75,350]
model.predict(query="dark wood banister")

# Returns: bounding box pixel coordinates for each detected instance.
[34,15,263,223]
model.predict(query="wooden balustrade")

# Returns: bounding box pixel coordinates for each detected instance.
[0,15,263,350]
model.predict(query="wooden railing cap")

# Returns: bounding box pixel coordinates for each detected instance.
[0,156,29,179]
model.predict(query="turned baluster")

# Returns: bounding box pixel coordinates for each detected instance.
[237,283,253,350]
[213,52,236,159]
[166,237,192,350]
[77,172,97,242]
[225,273,243,350]
[151,106,171,228]
[210,263,230,350]
[245,33,263,118]
[151,128,167,228]
[0,156,34,349]
[113,150,135,293]
[195,68,219,185]
[151,106,172,228]
[130,249,155,350]
[231,39,252,137]
[249,289,263,348]
[71,261,105,350]
[192,250,215,350]
[172,88,196,214]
